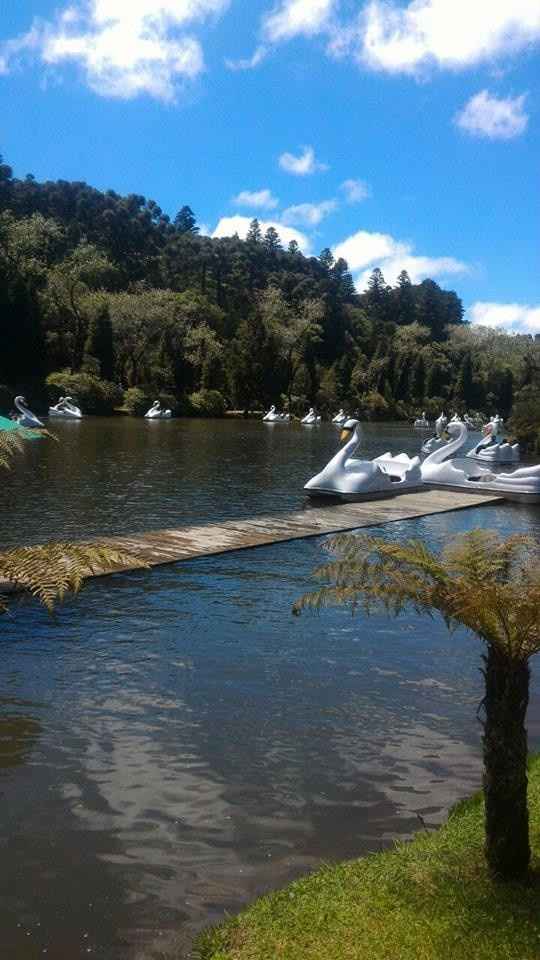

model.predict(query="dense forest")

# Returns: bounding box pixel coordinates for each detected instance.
[0,155,538,447]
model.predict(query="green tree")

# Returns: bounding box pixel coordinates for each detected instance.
[0,212,63,383]
[294,530,540,882]
[246,218,262,244]
[396,269,415,325]
[263,226,282,254]
[319,247,335,271]
[83,297,115,380]
[258,288,323,410]
[174,205,198,234]
[44,243,116,372]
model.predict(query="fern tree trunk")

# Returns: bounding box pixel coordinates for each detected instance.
[482,644,530,881]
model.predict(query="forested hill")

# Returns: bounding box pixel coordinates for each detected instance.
[1,155,538,437]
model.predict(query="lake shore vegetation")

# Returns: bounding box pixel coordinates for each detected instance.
[1,158,539,444]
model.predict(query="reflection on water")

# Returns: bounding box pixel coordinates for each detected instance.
[0,704,41,769]
[0,421,539,958]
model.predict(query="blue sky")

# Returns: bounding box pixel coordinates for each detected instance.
[1,0,539,332]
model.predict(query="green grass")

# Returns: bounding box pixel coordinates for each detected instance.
[195,756,540,960]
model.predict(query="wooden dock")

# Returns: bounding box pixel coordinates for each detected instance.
[90,488,502,577]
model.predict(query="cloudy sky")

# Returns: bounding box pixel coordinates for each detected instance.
[1,0,539,331]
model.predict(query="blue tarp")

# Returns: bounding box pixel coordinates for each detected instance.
[0,415,43,439]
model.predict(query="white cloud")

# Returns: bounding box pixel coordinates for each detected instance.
[281,199,337,226]
[333,228,467,288]
[0,0,229,100]
[212,215,311,254]
[455,89,528,140]
[340,178,370,203]
[278,145,328,175]
[263,0,336,43]
[225,45,267,71]
[333,230,401,271]
[358,0,540,75]
[467,301,540,333]
[233,188,279,210]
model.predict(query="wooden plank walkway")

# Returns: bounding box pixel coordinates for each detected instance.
[89,488,502,578]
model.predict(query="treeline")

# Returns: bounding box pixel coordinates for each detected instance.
[0,155,538,447]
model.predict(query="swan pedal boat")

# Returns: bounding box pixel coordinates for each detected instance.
[420,421,539,503]
[145,401,172,419]
[301,408,321,424]
[465,421,519,464]
[48,396,83,419]
[262,406,290,422]
[332,410,348,425]
[304,420,423,501]
[13,396,44,429]
[413,413,430,429]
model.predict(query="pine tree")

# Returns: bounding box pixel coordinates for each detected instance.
[174,205,198,234]
[396,269,415,325]
[246,218,262,244]
[263,226,282,253]
[319,247,335,271]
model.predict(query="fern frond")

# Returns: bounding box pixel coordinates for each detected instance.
[0,426,56,469]
[0,541,149,614]
[295,530,540,661]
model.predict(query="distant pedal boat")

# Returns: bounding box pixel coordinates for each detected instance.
[263,405,290,422]
[301,408,321,424]
[144,400,172,419]
[49,396,83,419]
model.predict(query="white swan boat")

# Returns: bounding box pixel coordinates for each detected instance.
[262,405,290,422]
[465,420,519,464]
[420,421,540,503]
[144,400,172,419]
[301,408,321,424]
[421,412,449,454]
[413,412,430,428]
[13,396,44,428]
[304,419,423,500]
[332,409,348,424]
[49,396,83,419]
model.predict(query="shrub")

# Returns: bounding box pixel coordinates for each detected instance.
[46,372,123,415]
[188,389,226,418]
[123,387,152,417]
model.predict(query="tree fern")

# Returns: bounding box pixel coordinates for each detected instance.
[294,529,540,882]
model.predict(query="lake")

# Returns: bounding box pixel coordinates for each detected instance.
[1,418,539,959]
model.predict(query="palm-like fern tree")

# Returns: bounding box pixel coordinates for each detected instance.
[1,427,145,613]
[293,530,540,883]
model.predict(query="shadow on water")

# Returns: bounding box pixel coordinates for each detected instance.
[0,421,539,958]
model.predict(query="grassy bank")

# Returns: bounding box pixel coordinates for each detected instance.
[196,756,540,960]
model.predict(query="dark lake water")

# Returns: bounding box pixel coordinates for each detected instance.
[1,419,539,959]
